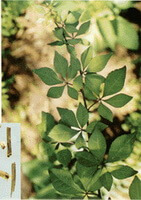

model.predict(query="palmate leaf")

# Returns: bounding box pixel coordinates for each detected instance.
[100,172,113,191]
[33,67,63,85]
[76,103,88,127]
[54,51,68,78]
[88,129,106,164]
[47,86,65,98]
[57,107,79,128]
[104,93,132,108]
[107,133,136,162]
[77,21,90,36]
[49,169,84,195]
[87,53,112,73]
[103,66,126,97]
[57,149,72,166]
[48,124,76,143]
[81,46,93,69]
[111,165,137,179]
[98,103,113,122]
[129,176,141,200]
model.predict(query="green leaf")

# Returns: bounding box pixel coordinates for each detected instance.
[70,55,81,71]
[68,66,78,80]
[77,103,88,127]
[49,169,83,195]
[54,51,68,78]
[97,18,116,50]
[76,151,97,167]
[88,129,106,164]
[104,93,132,108]
[77,21,90,36]
[87,53,112,73]
[66,24,78,33]
[57,149,72,166]
[83,85,97,101]
[53,27,64,40]
[49,124,76,143]
[75,134,86,149]
[33,68,63,85]
[67,45,76,56]
[73,75,83,91]
[57,107,79,128]
[85,74,105,96]
[89,179,102,192]
[67,39,81,45]
[117,16,139,50]
[100,172,113,191]
[68,86,78,100]
[66,11,81,24]
[48,41,64,46]
[81,46,93,69]
[111,165,137,179]
[107,133,136,162]
[104,66,126,97]
[98,103,113,122]
[86,121,108,134]
[47,86,65,98]
[87,168,102,191]
[129,176,141,200]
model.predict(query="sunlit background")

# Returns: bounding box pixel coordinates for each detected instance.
[2,0,141,199]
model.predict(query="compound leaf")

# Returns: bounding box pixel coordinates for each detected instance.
[33,68,63,85]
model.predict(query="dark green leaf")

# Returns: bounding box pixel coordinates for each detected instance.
[86,121,108,134]
[100,172,113,191]
[129,176,141,200]
[70,55,81,71]
[83,85,97,100]
[68,86,78,100]
[87,53,112,73]
[47,86,65,98]
[66,24,78,33]
[77,103,88,127]
[67,45,76,56]
[76,151,97,167]
[48,41,64,46]
[57,107,79,128]
[111,165,137,179]
[68,66,78,80]
[107,133,136,162]
[67,39,81,45]
[98,103,113,122]
[49,124,76,142]
[77,21,90,36]
[57,149,72,166]
[87,168,102,191]
[73,75,83,91]
[104,66,126,97]
[75,134,86,149]
[85,74,105,96]
[104,93,132,108]
[33,67,63,85]
[117,16,139,50]
[49,169,83,194]
[81,46,93,69]
[88,129,106,164]
[89,179,102,192]
[54,51,68,78]
[53,27,64,40]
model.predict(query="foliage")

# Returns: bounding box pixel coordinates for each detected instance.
[23,7,141,200]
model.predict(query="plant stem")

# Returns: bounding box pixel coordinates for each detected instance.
[98,189,102,199]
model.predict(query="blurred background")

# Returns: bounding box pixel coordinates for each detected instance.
[2,0,141,199]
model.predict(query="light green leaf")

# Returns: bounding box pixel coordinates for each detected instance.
[77,21,90,36]
[111,165,137,179]
[107,133,136,162]
[104,93,132,108]
[53,27,64,40]
[68,86,78,100]
[100,172,113,191]
[54,51,68,78]
[88,129,106,164]
[85,74,105,96]
[49,124,76,142]
[57,149,72,166]
[97,18,116,50]
[66,11,81,24]
[77,103,88,127]
[47,86,65,98]
[57,107,79,128]
[66,24,78,33]
[73,75,83,91]
[117,16,139,50]
[75,134,86,149]
[129,176,141,200]
[98,103,113,122]
[81,46,93,69]
[104,66,126,97]
[76,151,97,167]
[33,68,63,85]
[87,53,112,73]
[49,169,83,195]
